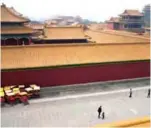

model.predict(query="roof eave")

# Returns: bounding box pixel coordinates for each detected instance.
[1,21,29,23]
[1,32,33,35]
[43,38,87,40]
[120,14,143,16]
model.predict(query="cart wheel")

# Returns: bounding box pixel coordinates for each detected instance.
[1,103,5,107]
[23,101,29,105]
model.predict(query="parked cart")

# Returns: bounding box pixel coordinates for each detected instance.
[13,88,21,104]
[19,85,25,92]
[30,84,40,98]
[1,84,41,107]
[0,88,5,107]
[5,92,15,105]
[20,92,29,105]
[25,87,33,98]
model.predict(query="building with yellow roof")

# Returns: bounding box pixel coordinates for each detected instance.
[33,26,88,44]
[1,3,33,46]
[1,4,150,88]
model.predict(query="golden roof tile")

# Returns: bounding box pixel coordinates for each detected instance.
[43,26,87,40]
[8,7,22,16]
[1,26,33,34]
[85,30,150,43]
[1,3,29,23]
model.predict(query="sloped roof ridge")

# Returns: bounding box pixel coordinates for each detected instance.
[9,7,22,16]
[1,3,29,22]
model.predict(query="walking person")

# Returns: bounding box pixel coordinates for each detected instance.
[97,106,102,118]
[129,88,132,98]
[147,89,150,98]
[102,112,105,120]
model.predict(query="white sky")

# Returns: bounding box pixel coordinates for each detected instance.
[1,0,150,22]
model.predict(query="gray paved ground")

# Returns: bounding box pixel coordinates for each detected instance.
[40,78,150,98]
[1,88,150,127]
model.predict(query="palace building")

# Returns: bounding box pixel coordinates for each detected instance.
[106,10,144,32]
[33,26,88,44]
[1,3,33,46]
[119,10,144,32]
[106,17,120,30]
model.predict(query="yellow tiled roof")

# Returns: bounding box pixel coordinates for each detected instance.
[1,43,150,69]
[1,3,29,22]
[43,26,87,40]
[120,9,143,16]
[85,30,150,43]
[1,26,33,34]
[8,7,22,16]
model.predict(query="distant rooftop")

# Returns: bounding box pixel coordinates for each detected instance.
[120,9,143,16]
[26,23,44,30]
[106,17,120,23]
[43,26,87,40]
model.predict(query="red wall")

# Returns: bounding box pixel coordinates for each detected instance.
[1,61,150,87]
[107,23,114,29]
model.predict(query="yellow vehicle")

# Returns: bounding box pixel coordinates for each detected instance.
[0,88,5,106]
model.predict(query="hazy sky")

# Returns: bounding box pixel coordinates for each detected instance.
[1,0,150,21]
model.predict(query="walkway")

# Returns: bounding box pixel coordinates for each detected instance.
[1,84,150,127]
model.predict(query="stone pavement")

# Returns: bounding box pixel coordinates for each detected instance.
[1,86,150,127]
[40,78,150,98]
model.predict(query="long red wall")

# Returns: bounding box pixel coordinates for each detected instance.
[1,61,150,87]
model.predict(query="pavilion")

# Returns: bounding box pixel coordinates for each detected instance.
[1,3,33,46]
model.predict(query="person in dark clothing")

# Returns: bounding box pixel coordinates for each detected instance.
[147,89,150,98]
[129,88,132,98]
[102,112,105,119]
[97,106,102,118]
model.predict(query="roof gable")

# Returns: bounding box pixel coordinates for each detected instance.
[1,3,29,23]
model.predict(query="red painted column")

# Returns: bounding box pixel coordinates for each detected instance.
[17,39,19,45]
[29,38,32,45]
